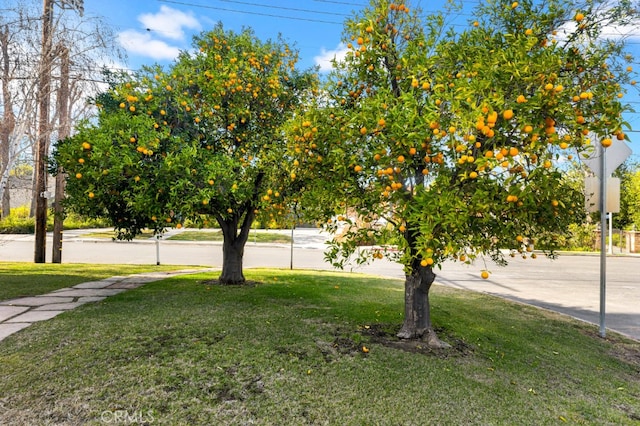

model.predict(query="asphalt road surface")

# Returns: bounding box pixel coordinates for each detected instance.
[1,229,638,341]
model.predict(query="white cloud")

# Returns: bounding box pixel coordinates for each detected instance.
[138,5,201,41]
[117,6,202,63]
[314,43,348,72]
[118,29,181,61]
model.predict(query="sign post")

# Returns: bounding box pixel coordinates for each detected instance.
[582,136,631,338]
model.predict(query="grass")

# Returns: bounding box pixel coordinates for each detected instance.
[0,262,197,300]
[0,268,639,424]
[77,229,293,243]
[79,230,156,240]
[168,230,292,243]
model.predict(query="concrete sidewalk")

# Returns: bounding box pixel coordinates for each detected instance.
[0,269,211,342]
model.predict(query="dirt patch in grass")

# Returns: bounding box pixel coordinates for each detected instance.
[361,323,475,358]
[580,328,640,374]
[199,279,262,287]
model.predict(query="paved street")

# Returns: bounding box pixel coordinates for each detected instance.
[1,229,638,341]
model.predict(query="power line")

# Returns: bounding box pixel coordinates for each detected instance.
[215,0,350,17]
[156,0,344,25]
[312,0,367,6]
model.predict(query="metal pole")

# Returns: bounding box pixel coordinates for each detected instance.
[34,0,54,263]
[599,149,607,338]
[156,236,161,265]
[290,225,294,270]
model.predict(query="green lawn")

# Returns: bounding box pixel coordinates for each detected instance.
[78,229,293,244]
[168,230,292,243]
[0,262,196,300]
[79,230,156,240]
[0,268,638,424]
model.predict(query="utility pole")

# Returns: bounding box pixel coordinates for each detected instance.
[33,0,54,263]
[52,46,69,263]
[34,0,83,263]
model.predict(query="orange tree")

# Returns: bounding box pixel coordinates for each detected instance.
[54,25,317,283]
[288,0,635,344]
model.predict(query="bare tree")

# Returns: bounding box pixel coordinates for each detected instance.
[0,0,125,219]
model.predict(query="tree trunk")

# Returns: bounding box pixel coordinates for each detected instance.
[217,206,256,284]
[219,229,246,284]
[1,27,15,219]
[1,189,8,218]
[397,262,450,348]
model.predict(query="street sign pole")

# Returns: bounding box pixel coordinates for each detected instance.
[582,134,630,339]
[599,148,607,338]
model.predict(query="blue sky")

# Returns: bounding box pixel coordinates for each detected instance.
[82,0,358,72]
[77,0,640,161]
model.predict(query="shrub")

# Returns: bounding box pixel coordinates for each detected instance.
[0,205,109,234]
